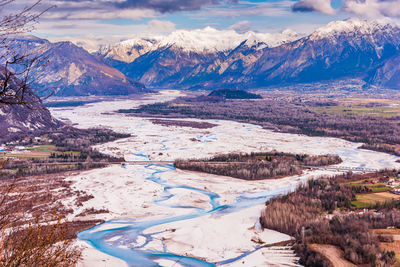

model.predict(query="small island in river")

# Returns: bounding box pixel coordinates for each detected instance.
[174,151,342,180]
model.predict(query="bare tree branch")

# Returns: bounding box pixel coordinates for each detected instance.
[0,0,54,106]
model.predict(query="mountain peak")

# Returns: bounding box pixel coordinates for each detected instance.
[158,27,244,53]
[242,29,299,49]
[99,27,300,62]
[119,37,160,48]
[310,17,398,40]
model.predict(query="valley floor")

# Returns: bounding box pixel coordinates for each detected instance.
[48,91,400,266]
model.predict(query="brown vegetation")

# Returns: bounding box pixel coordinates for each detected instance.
[0,0,53,106]
[260,171,400,266]
[1,128,128,179]
[1,221,79,266]
[122,96,400,156]
[174,152,342,180]
[149,119,217,129]
[309,244,356,267]
[0,173,89,266]
[0,167,105,266]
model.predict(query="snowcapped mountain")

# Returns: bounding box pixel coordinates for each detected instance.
[99,37,159,64]
[99,18,400,90]
[9,36,147,96]
[98,27,300,88]
[241,17,400,88]
[309,17,396,41]
[9,18,399,93]
[98,27,299,63]
[157,27,244,53]
[154,27,298,53]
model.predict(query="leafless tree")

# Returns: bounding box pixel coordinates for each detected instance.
[0,0,52,106]
[0,176,81,266]
[0,2,82,265]
[0,158,81,266]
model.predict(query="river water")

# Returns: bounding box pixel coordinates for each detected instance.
[78,149,294,267]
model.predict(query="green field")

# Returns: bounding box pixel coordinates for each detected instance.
[313,105,400,118]
[345,179,398,208]
[28,145,57,152]
[346,180,392,192]
[352,192,400,208]
[0,144,80,159]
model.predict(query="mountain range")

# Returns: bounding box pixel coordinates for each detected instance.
[97,18,400,90]
[2,18,400,142]
[5,17,400,97]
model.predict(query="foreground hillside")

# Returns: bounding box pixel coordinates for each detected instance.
[0,101,61,143]
[0,66,63,142]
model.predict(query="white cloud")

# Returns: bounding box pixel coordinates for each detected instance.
[343,0,400,19]
[36,20,176,52]
[147,20,176,34]
[197,1,292,17]
[42,3,157,20]
[292,0,336,15]
[228,20,251,32]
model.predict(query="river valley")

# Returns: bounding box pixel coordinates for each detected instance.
[49,91,400,267]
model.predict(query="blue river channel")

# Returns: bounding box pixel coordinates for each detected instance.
[78,162,295,267]
[78,123,389,267]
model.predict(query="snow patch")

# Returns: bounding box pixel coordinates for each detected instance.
[243,29,299,49]
[158,27,244,52]
[68,62,86,85]
[8,127,21,133]
[99,37,160,63]
[310,17,398,40]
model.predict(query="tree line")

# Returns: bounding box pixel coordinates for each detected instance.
[260,170,400,266]
[126,96,400,156]
[174,152,342,180]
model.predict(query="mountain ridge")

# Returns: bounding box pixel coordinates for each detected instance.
[96,17,400,90]
[0,69,63,142]
[9,36,147,96]
[98,27,300,64]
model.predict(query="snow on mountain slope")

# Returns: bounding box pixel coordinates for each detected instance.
[236,17,400,88]
[108,18,400,89]
[0,67,62,142]
[243,29,299,49]
[310,17,397,41]
[98,27,300,63]
[99,37,159,63]
[157,27,244,53]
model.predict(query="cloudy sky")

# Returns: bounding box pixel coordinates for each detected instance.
[11,0,400,49]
